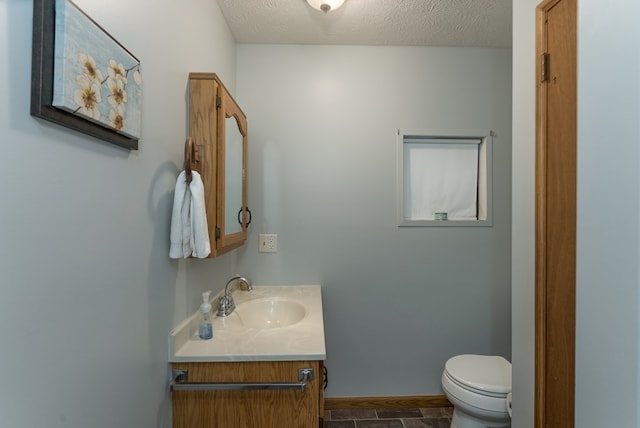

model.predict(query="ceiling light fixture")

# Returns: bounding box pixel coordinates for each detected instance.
[306,0,345,13]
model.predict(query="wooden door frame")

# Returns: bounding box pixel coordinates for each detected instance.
[535,0,577,426]
[534,2,550,424]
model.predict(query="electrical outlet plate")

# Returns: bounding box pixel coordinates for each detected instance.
[259,234,278,253]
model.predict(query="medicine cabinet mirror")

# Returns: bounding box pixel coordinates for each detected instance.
[188,73,249,257]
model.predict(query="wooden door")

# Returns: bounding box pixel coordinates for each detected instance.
[535,0,577,426]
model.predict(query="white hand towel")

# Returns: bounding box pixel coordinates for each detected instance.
[180,180,192,258]
[188,171,211,258]
[169,171,190,259]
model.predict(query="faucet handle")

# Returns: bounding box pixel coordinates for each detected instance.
[217,295,235,317]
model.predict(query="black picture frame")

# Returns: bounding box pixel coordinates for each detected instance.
[30,0,139,150]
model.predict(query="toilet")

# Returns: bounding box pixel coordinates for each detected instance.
[441,354,512,428]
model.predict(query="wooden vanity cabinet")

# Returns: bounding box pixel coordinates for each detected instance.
[188,73,248,258]
[171,360,325,428]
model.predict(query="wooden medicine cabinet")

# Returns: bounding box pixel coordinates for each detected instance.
[188,73,249,258]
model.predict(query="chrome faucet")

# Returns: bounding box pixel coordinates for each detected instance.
[217,275,252,317]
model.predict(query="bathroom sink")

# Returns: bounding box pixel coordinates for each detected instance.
[169,285,325,362]
[233,298,306,329]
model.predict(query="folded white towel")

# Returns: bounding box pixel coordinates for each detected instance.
[169,171,211,259]
[180,177,192,258]
[170,171,189,259]
[188,171,211,258]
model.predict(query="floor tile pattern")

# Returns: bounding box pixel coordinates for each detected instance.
[324,407,452,428]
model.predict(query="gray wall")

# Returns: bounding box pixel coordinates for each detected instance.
[4,0,631,422]
[511,0,537,426]
[1,2,513,426]
[0,0,239,426]
[575,0,640,425]
[236,45,513,397]
[511,0,640,426]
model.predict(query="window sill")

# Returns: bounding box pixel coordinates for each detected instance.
[398,219,493,227]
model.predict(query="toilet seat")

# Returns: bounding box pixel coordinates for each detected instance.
[445,354,511,395]
[442,354,511,415]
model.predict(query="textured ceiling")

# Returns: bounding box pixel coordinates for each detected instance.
[216,0,512,48]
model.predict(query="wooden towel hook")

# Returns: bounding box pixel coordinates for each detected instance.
[184,137,194,184]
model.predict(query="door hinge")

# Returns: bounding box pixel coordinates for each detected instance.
[215,226,221,240]
[541,52,550,83]
[216,95,221,109]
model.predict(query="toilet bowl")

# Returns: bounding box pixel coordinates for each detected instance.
[441,354,512,428]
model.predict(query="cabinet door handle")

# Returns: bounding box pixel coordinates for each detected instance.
[237,207,252,226]
[170,368,313,392]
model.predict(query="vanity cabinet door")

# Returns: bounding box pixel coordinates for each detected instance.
[171,360,323,428]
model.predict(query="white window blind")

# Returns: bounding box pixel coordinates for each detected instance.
[403,138,480,221]
[397,130,492,227]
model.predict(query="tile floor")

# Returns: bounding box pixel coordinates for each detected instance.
[324,407,452,428]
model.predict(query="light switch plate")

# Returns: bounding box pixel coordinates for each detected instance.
[259,234,278,253]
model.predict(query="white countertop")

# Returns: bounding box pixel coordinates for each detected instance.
[169,285,326,362]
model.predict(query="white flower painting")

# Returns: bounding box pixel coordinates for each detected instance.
[52,0,142,139]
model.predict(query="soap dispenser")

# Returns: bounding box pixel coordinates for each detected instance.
[198,291,213,340]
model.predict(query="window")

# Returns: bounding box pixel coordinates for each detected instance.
[397,129,492,227]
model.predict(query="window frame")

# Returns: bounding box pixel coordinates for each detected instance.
[396,128,493,227]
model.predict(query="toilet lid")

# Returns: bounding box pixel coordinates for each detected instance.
[444,354,512,395]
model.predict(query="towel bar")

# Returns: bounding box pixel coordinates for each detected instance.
[170,368,314,392]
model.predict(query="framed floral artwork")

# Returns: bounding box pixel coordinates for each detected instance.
[31,0,142,150]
